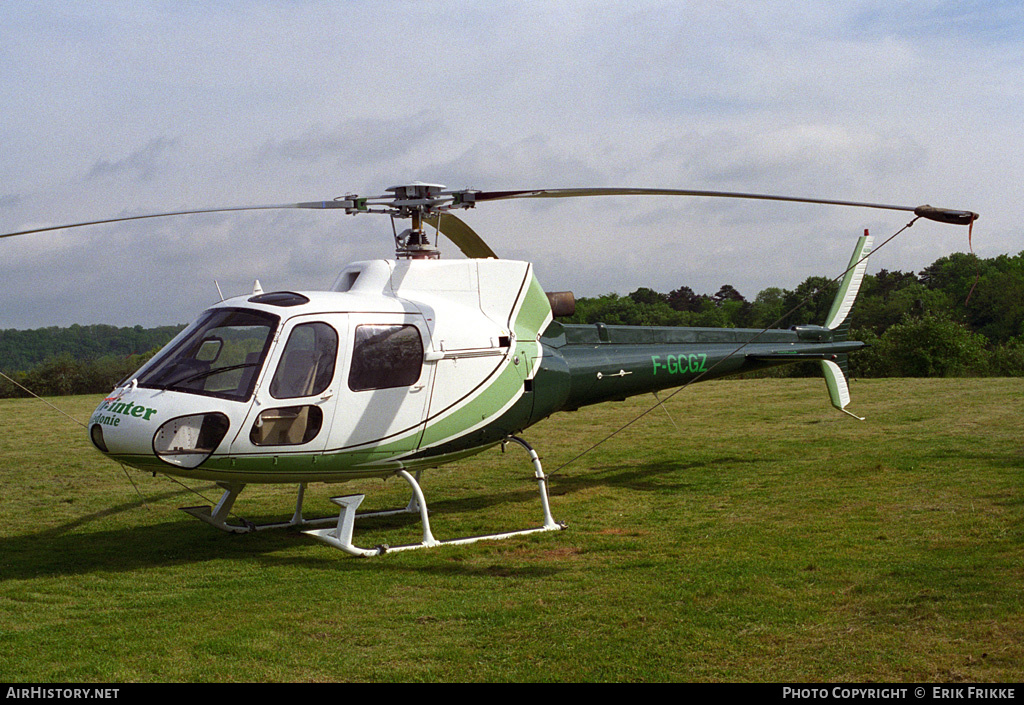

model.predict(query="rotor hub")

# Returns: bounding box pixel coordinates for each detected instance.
[385,182,449,217]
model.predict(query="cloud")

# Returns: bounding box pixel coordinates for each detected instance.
[428,135,606,190]
[0,194,21,209]
[0,1,1020,329]
[255,115,444,167]
[85,137,181,182]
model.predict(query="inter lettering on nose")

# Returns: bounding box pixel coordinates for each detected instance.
[97,399,158,421]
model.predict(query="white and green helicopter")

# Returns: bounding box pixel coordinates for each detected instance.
[1,184,977,555]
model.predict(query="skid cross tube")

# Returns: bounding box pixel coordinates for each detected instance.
[180,482,343,533]
[304,436,566,556]
[180,477,425,534]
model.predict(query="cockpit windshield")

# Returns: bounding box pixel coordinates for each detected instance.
[132,308,279,401]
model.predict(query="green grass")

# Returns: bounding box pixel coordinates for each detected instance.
[1,378,1022,682]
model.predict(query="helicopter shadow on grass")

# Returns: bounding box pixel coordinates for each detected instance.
[0,451,775,581]
[0,485,278,581]
[0,498,570,581]
[0,500,374,582]
[548,453,772,496]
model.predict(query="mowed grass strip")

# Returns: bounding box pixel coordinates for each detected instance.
[0,378,1021,682]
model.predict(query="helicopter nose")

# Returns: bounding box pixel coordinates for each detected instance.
[89,409,231,469]
[87,415,155,458]
[89,423,110,453]
[88,390,234,471]
[152,412,230,469]
[88,396,161,457]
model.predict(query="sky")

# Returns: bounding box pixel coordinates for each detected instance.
[2,0,1022,329]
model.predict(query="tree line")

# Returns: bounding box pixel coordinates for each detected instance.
[1,250,1021,398]
[0,324,184,398]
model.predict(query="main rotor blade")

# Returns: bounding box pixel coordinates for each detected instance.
[470,188,978,225]
[423,212,498,259]
[0,200,352,240]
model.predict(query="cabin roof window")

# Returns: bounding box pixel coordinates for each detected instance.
[248,291,310,307]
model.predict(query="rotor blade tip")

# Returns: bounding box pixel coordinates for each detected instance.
[914,205,979,225]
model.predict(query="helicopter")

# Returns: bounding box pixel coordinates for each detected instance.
[1,183,978,556]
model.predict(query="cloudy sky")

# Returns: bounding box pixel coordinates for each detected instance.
[2,1,1021,329]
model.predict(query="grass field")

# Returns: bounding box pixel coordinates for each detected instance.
[1,378,1021,682]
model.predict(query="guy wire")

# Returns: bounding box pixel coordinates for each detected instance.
[0,369,151,506]
[0,370,227,516]
[0,370,89,429]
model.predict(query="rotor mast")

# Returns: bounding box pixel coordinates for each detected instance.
[388,182,450,259]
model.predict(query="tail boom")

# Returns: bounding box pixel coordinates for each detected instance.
[539,322,864,411]
[534,232,874,417]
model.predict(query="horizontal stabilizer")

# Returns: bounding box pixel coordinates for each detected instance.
[747,352,843,362]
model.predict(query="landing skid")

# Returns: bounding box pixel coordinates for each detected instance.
[304,436,566,556]
[180,476,424,534]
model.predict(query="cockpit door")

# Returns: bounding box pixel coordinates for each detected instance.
[229,314,347,457]
[325,312,434,459]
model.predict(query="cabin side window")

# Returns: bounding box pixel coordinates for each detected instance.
[250,405,324,446]
[269,322,338,399]
[348,324,423,392]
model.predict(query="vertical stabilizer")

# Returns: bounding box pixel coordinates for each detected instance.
[819,231,872,420]
[820,359,864,420]
[824,231,873,333]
